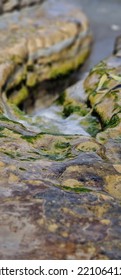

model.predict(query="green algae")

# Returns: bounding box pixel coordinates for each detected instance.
[63,185,91,193]
[63,99,89,118]
[21,134,40,143]
[0,127,4,132]
[86,119,101,137]
[50,51,89,79]
[80,116,101,137]
[56,91,66,105]
[50,61,75,79]
[54,141,70,149]
[0,115,11,122]
[27,72,37,87]
[21,134,73,161]
[9,85,29,105]
[0,133,6,138]
[39,147,72,161]
[104,114,120,129]
[91,61,107,75]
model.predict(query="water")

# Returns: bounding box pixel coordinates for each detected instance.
[30,80,91,136]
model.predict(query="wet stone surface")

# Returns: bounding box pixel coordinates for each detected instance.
[0,127,121,259]
[0,0,121,260]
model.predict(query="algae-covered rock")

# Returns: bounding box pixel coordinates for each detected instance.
[0,0,92,108]
[84,37,121,141]
[0,126,121,259]
[0,0,121,260]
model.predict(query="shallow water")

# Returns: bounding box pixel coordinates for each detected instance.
[30,80,92,136]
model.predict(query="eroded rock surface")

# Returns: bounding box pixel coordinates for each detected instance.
[1,128,121,259]
[0,0,121,260]
[0,0,91,107]
[84,36,121,142]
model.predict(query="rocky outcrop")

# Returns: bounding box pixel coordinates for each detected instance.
[0,0,121,260]
[84,37,121,141]
[0,0,92,111]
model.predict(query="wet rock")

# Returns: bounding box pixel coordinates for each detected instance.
[84,39,121,140]
[0,126,120,259]
[0,0,121,260]
[0,0,92,107]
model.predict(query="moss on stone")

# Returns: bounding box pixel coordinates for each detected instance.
[84,117,101,137]
[9,86,29,105]
[56,91,66,105]
[21,134,40,143]
[54,141,70,149]
[104,114,120,129]
[63,98,88,118]
[63,185,91,193]
[50,50,89,79]
[27,72,37,87]
[11,55,25,65]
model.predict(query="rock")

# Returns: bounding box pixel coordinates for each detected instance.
[84,37,121,141]
[1,0,45,13]
[0,0,121,260]
[0,0,92,106]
